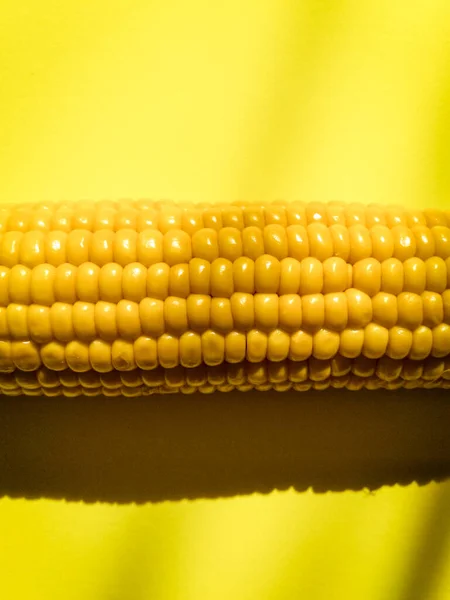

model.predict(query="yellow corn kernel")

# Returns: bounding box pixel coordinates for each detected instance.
[179,331,202,368]
[289,330,313,361]
[30,263,56,306]
[403,257,426,294]
[112,338,137,371]
[363,323,389,359]
[264,225,288,260]
[410,326,433,360]
[412,226,436,260]
[201,330,224,366]
[218,227,243,261]
[243,206,264,228]
[232,257,254,294]
[11,340,41,371]
[136,229,163,266]
[326,202,347,226]
[225,331,246,363]
[432,226,450,259]
[203,207,223,230]
[370,226,393,262]
[192,228,218,262]
[345,203,367,227]
[163,229,191,266]
[265,205,287,227]
[210,258,234,297]
[116,300,141,340]
[139,298,164,337]
[425,257,447,293]
[422,291,444,327]
[279,294,302,331]
[7,358,450,396]
[133,336,158,370]
[6,304,28,338]
[182,207,205,235]
[396,292,422,329]
[158,206,182,234]
[307,223,333,261]
[299,257,323,295]
[169,263,190,298]
[246,329,267,363]
[329,224,350,261]
[301,294,324,330]
[278,258,301,295]
[391,225,416,261]
[348,225,372,264]
[210,298,233,333]
[89,339,113,373]
[0,198,449,394]
[424,209,447,227]
[345,288,372,328]
[340,328,364,358]
[380,258,403,294]
[255,293,279,330]
[324,292,347,331]
[8,265,30,304]
[322,257,348,293]
[432,324,450,358]
[286,225,309,261]
[267,329,290,362]
[313,329,340,360]
[189,258,211,294]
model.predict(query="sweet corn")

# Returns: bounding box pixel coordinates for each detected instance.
[1,357,449,397]
[0,199,449,396]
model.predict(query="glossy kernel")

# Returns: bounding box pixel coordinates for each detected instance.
[397,292,423,329]
[391,225,416,261]
[264,225,288,260]
[279,258,301,294]
[122,263,147,302]
[218,227,243,261]
[192,228,218,262]
[348,225,372,264]
[242,227,264,261]
[286,225,309,261]
[372,292,398,328]
[346,288,372,328]
[163,229,191,266]
[324,292,348,331]
[66,230,91,266]
[425,257,447,293]
[147,263,170,300]
[299,258,323,294]
[8,265,30,304]
[322,257,348,293]
[403,258,426,294]
[307,223,333,261]
[381,258,403,294]
[352,258,381,297]
[254,255,280,293]
[329,225,350,261]
[255,294,279,330]
[301,294,325,331]
[279,294,302,331]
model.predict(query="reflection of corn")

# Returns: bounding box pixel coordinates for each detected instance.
[0,200,449,395]
[2,358,450,397]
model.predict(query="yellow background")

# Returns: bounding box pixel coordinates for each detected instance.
[1,0,450,598]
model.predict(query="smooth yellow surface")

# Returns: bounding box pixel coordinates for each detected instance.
[1,0,450,598]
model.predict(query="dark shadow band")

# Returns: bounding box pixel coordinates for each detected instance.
[0,389,449,504]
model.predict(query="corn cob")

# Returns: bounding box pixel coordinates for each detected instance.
[2,356,450,396]
[0,200,449,396]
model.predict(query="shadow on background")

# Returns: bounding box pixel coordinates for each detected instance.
[0,389,449,504]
